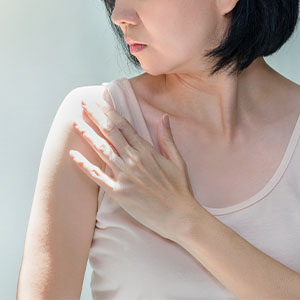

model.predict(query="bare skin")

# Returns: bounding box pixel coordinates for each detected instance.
[128,63,300,209]
[111,0,300,208]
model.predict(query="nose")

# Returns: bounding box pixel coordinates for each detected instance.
[111,6,139,27]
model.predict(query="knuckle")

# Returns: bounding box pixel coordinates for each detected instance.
[112,181,123,193]
[126,157,136,168]
[117,119,128,131]
[107,148,116,161]
[127,152,142,167]
[95,138,109,152]
[124,144,134,156]
[114,175,130,193]
[96,143,106,152]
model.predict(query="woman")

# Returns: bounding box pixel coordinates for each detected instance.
[17,0,300,299]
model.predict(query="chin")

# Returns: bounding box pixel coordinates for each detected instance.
[138,65,166,77]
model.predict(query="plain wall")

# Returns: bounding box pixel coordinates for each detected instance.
[0,0,299,299]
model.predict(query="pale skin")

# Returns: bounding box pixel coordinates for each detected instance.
[71,95,300,298]
[70,0,300,298]
[112,0,300,209]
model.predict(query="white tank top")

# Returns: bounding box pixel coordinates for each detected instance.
[88,77,300,299]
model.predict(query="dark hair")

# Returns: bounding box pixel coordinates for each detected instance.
[101,0,300,76]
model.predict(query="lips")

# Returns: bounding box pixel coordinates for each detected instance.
[125,38,147,46]
[129,44,147,53]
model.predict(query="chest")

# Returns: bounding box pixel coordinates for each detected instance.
[133,95,299,209]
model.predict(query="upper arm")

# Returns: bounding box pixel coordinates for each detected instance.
[17,85,111,299]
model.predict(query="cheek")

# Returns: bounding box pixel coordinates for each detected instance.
[156,24,214,63]
[137,0,219,71]
[154,1,217,54]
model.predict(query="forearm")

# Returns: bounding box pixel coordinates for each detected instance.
[175,205,300,299]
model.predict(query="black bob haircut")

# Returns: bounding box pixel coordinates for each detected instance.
[101,0,300,77]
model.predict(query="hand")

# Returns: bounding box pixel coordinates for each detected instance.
[69,88,200,242]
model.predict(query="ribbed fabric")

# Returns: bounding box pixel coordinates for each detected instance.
[88,77,300,299]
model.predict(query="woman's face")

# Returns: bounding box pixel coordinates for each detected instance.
[111,0,231,75]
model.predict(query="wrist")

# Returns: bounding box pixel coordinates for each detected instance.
[171,201,211,245]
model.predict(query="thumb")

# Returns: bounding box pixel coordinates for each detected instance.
[157,114,184,168]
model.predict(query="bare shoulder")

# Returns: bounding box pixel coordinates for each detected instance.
[283,75,300,106]
[61,84,113,125]
[268,66,300,113]
[60,84,113,160]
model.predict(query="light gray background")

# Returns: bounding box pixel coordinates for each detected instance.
[0,0,299,299]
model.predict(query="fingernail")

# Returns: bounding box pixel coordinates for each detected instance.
[162,114,170,128]
[73,119,86,133]
[70,150,79,160]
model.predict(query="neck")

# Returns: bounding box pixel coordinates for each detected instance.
[149,57,273,143]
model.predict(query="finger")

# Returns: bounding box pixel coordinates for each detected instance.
[73,119,124,176]
[81,108,118,155]
[69,150,116,192]
[81,100,132,159]
[95,98,149,151]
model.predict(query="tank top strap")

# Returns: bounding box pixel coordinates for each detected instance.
[100,78,154,147]
[282,111,300,177]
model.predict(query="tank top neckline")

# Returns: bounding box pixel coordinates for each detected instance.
[114,77,300,216]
